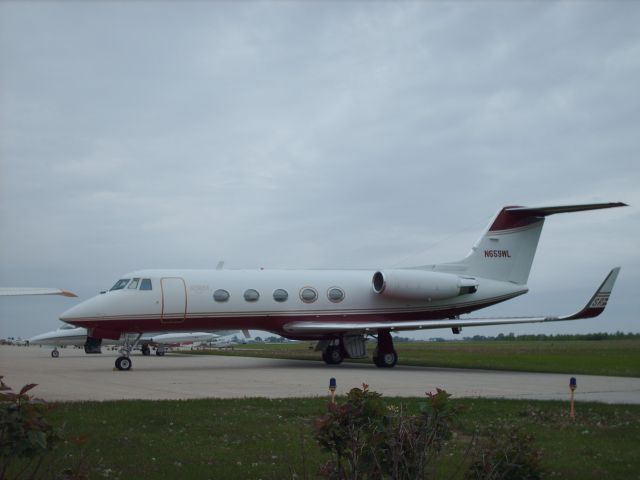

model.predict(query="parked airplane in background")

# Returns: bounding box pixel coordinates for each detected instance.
[1,337,29,346]
[207,334,246,349]
[0,286,76,348]
[59,203,626,371]
[29,324,235,358]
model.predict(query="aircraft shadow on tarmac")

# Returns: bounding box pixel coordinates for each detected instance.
[76,354,474,374]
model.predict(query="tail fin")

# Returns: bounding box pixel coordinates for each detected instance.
[447,203,626,285]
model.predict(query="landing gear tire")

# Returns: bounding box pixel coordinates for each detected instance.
[115,356,132,371]
[373,349,398,368]
[155,347,166,356]
[322,346,344,365]
[373,329,398,368]
[51,349,59,358]
[141,345,151,356]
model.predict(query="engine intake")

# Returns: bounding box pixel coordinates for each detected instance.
[372,270,478,301]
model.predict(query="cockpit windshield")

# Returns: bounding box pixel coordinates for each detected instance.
[109,277,152,291]
[110,279,130,291]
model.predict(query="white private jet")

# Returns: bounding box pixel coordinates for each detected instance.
[59,203,626,371]
[28,324,236,358]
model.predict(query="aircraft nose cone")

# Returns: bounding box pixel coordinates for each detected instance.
[59,294,107,324]
[59,304,80,321]
[28,332,47,343]
[59,300,93,323]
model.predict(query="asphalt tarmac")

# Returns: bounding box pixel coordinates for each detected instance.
[2,345,639,403]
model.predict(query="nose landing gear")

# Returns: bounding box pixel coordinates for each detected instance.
[114,333,143,371]
[115,356,132,370]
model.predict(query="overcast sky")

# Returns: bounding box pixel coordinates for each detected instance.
[1,1,638,340]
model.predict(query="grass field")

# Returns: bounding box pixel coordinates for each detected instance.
[10,395,640,479]
[187,339,640,377]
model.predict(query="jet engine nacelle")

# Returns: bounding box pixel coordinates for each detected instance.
[372,270,478,301]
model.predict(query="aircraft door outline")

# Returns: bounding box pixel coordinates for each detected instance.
[160,277,187,324]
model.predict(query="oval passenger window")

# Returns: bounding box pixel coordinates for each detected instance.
[328,287,345,303]
[273,289,288,302]
[213,289,230,302]
[244,289,260,302]
[300,287,318,303]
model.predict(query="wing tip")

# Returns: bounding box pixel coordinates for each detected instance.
[562,267,621,320]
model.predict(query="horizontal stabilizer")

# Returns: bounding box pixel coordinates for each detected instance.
[489,202,627,233]
[283,268,621,335]
[505,202,628,217]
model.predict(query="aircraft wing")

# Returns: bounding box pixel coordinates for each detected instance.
[0,287,77,297]
[284,267,621,335]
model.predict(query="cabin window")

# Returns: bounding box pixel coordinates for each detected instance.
[300,287,318,303]
[213,289,230,302]
[140,279,153,291]
[328,287,345,303]
[110,279,130,291]
[244,289,260,302]
[273,289,288,302]
[128,278,140,289]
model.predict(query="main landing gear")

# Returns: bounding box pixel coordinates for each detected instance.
[51,348,59,358]
[141,344,151,356]
[115,333,143,371]
[319,330,398,368]
[322,344,344,365]
[372,330,398,368]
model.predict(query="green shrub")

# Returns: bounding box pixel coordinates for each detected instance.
[314,384,459,479]
[0,376,61,479]
[314,383,388,478]
[465,427,543,480]
[383,389,457,479]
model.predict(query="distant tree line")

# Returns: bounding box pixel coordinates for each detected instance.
[250,332,639,344]
[462,331,640,342]
[252,336,291,343]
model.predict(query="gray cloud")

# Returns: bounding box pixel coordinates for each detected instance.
[1,1,638,339]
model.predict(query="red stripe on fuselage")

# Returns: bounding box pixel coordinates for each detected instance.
[65,297,514,340]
